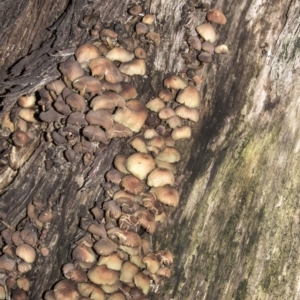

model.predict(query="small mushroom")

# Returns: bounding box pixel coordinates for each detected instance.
[155,146,181,163]
[119,59,146,76]
[119,260,139,283]
[75,43,101,67]
[202,41,215,54]
[114,100,148,132]
[145,31,161,46]
[18,108,37,123]
[206,9,227,25]
[125,153,156,180]
[12,130,32,147]
[171,126,192,140]
[142,14,155,25]
[120,175,148,195]
[147,168,175,187]
[128,5,143,16]
[106,47,134,63]
[18,95,36,108]
[86,109,114,130]
[214,44,229,54]
[198,52,213,63]
[82,126,108,144]
[134,272,150,295]
[164,75,188,89]
[146,97,165,113]
[187,35,202,51]
[54,279,80,300]
[73,75,103,95]
[196,23,216,43]
[134,47,147,59]
[91,92,126,111]
[150,185,179,207]
[176,85,201,108]
[135,22,148,35]
[65,93,86,112]
[88,264,119,285]
[59,59,85,83]
[175,105,200,122]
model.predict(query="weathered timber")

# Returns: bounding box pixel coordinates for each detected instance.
[0,0,299,299]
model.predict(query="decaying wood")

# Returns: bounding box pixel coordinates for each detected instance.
[0,0,300,299]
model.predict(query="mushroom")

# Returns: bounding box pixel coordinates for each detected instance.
[77,282,106,300]
[214,44,229,54]
[187,35,202,51]
[119,59,146,76]
[72,244,96,263]
[164,75,188,89]
[146,97,165,113]
[130,136,148,153]
[196,23,216,43]
[134,47,147,59]
[119,260,139,283]
[98,252,123,271]
[119,82,138,100]
[91,92,126,111]
[93,238,118,256]
[89,57,124,83]
[106,47,135,62]
[119,214,140,232]
[134,272,150,295]
[54,279,80,300]
[176,85,201,108]
[142,14,155,25]
[147,167,175,187]
[115,198,140,214]
[145,31,161,46]
[67,112,88,126]
[171,126,192,140]
[75,43,101,67]
[73,75,103,95]
[18,108,37,123]
[65,93,86,112]
[158,89,173,102]
[155,146,181,163]
[150,185,179,207]
[53,101,72,115]
[175,105,200,122]
[120,175,148,195]
[106,122,133,139]
[86,109,114,130]
[18,95,36,108]
[206,8,227,25]
[166,115,182,129]
[125,153,156,180]
[136,209,156,234]
[142,252,160,273]
[114,100,148,133]
[107,228,142,248]
[128,5,143,16]
[82,126,108,144]
[12,130,32,147]
[158,107,175,120]
[202,41,215,54]
[135,22,148,35]
[59,59,85,84]
[15,244,36,263]
[114,154,130,174]
[198,52,213,63]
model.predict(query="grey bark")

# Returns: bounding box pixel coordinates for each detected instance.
[0,0,299,299]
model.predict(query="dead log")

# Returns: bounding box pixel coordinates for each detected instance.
[0,0,299,299]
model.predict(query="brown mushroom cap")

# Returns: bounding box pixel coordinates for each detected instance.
[207,8,227,25]
[166,115,182,129]
[119,59,146,76]
[120,175,148,195]
[145,31,161,46]
[119,260,139,283]
[171,125,192,140]
[142,13,155,25]
[93,238,118,256]
[150,185,179,207]
[82,126,108,143]
[106,169,124,185]
[155,249,174,265]
[54,101,72,115]
[89,58,124,83]
[114,154,130,174]
[196,23,216,43]
[18,95,36,108]
[214,44,229,54]
[16,244,36,263]
[119,214,140,231]
[155,146,181,163]
[119,82,138,100]
[164,75,188,90]
[103,200,122,219]
[65,93,86,112]
[158,89,173,103]
[115,197,140,214]
[146,97,165,112]
[77,282,105,300]
[198,52,213,63]
[136,210,156,234]
[54,279,80,300]
[147,167,175,187]
[175,105,200,122]
[114,100,148,133]
[125,153,156,180]
[73,75,102,95]
[107,228,142,248]
[134,272,150,295]
[130,136,148,153]
[176,85,201,108]
[12,130,32,148]
[18,108,37,123]
[72,244,96,263]
[67,112,88,126]
[202,41,215,54]
[88,264,119,285]
[106,47,134,62]
[128,5,143,16]
[59,59,85,82]
[107,292,126,300]
[86,109,114,130]
[106,122,133,139]
[75,43,101,66]
[134,47,147,59]
[187,35,202,51]
[46,79,66,96]
[98,252,123,271]
[158,107,175,120]
[91,92,126,111]
[142,253,160,273]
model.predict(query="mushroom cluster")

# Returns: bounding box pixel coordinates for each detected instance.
[0,4,228,300]
[0,197,53,299]
[182,8,228,84]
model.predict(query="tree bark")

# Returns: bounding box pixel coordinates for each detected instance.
[0,0,300,299]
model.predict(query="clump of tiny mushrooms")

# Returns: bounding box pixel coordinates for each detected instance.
[0,4,227,299]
